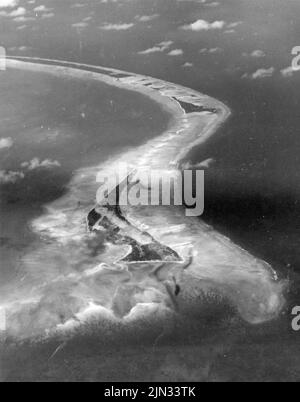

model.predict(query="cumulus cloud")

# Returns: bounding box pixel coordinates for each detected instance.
[181,19,241,33]
[183,62,194,68]
[135,14,159,22]
[33,5,53,13]
[243,67,275,79]
[138,47,162,55]
[0,0,19,8]
[280,66,300,77]
[70,3,87,8]
[13,15,34,22]
[199,47,222,54]
[138,40,173,55]
[0,6,25,17]
[0,170,24,184]
[0,137,13,149]
[100,23,134,30]
[168,49,184,56]
[227,21,243,29]
[205,2,220,7]
[41,12,54,19]
[252,67,275,79]
[21,158,61,171]
[72,21,89,29]
[177,0,211,3]
[252,50,266,58]
[8,45,30,52]
[182,19,225,31]
[8,6,24,16]
[243,50,266,58]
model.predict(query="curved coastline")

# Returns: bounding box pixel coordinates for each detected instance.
[6,56,231,167]
[4,57,285,335]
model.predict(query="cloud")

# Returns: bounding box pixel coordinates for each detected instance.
[138,46,163,55]
[135,14,159,22]
[41,12,54,19]
[8,6,25,16]
[0,170,24,184]
[0,6,26,17]
[183,62,193,68]
[72,21,89,29]
[224,29,235,34]
[199,47,222,54]
[100,23,134,31]
[16,24,27,30]
[21,158,61,171]
[8,46,29,52]
[251,50,266,58]
[138,40,173,55]
[70,3,87,8]
[0,137,13,149]
[33,5,52,12]
[182,19,225,31]
[252,67,275,79]
[243,50,266,58]
[0,0,18,8]
[168,49,184,56]
[243,67,275,79]
[205,1,220,7]
[280,66,300,77]
[227,21,243,29]
[13,15,34,22]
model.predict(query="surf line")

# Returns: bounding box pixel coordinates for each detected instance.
[6,55,226,265]
[5,57,285,324]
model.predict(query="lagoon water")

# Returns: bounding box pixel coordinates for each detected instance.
[0,66,170,308]
[0,0,299,384]
[0,62,298,382]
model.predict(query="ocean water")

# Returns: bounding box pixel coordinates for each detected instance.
[0,62,290,383]
[0,66,171,328]
[188,75,300,287]
[0,0,298,384]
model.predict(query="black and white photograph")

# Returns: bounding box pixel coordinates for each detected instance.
[0,0,299,384]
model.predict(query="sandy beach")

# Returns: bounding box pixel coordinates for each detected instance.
[1,0,300,383]
[2,58,285,339]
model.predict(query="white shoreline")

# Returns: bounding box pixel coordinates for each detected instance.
[4,58,286,330]
[6,56,231,169]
